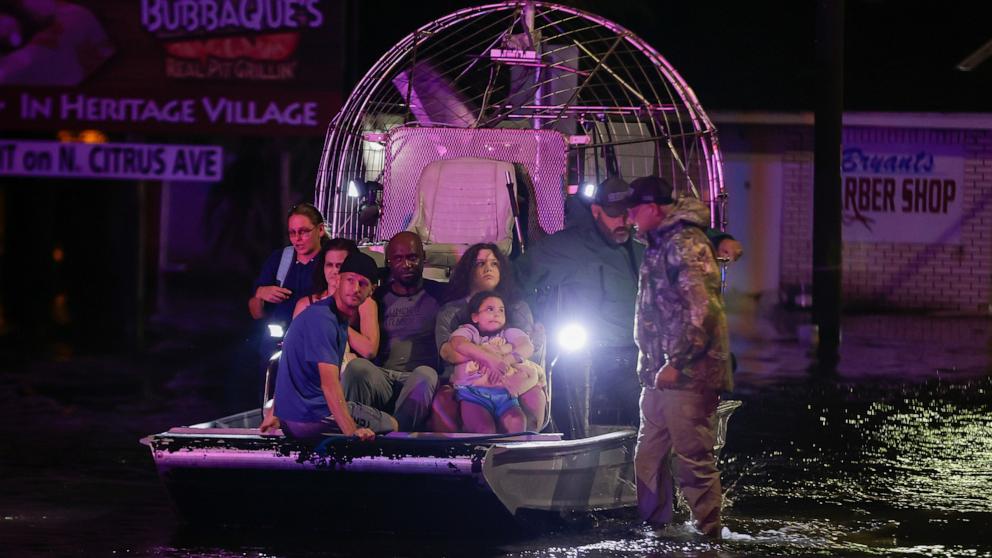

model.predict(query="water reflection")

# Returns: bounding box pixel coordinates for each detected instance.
[709,314,992,558]
[1,313,989,557]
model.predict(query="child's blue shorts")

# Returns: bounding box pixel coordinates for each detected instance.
[454,385,520,418]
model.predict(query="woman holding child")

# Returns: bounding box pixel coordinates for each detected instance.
[431,243,547,433]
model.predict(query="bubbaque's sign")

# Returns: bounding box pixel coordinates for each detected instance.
[841,138,964,244]
[0,0,342,136]
[140,0,326,35]
[139,0,327,83]
[0,140,223,182]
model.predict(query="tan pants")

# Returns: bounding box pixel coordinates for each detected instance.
[635,387,722,537]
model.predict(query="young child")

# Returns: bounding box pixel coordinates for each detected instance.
[448,291,545,433]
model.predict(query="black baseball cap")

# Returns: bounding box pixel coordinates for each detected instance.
[338,252,379,283]
[625,176,674,207]
[591,176,631,217]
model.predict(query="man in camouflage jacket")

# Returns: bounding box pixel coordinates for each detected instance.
[624,175,733,539]
[515,178,741,432]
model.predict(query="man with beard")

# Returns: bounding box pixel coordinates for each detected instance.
[515,177,741,430]
[340,231,442,431]
[260,252,396,440]
[625,175,733,538]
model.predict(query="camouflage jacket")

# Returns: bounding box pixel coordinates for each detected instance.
[634,198,733,393]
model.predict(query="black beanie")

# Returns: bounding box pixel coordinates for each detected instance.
[338,252,379,283]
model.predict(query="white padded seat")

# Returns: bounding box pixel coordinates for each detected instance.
[407,157,517,270]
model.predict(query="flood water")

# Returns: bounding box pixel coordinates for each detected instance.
[1,310,990,557]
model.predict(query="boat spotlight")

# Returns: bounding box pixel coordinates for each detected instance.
[557,322,588,352]
[267,324,285,338]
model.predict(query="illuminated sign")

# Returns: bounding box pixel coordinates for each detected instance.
[17,93,318,127]
[0,139,223,182]
[0,0,343,136]
[140,0,325,34]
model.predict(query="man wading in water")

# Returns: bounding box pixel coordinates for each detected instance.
[624,176,733,539]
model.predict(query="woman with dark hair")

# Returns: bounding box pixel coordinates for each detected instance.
[293,237,380,362]
[442,243,521,305]
[431,243,547,432]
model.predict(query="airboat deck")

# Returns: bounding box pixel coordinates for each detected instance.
[141,401,740,528]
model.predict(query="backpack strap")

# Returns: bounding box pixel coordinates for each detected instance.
[275,245,295,287]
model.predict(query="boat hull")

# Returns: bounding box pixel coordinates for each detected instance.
[143,401,740,528]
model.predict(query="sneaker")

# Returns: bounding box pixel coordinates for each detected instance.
[322,404,399,434]
[346,402,398,433]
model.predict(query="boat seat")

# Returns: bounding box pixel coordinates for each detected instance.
[407,157,517,269]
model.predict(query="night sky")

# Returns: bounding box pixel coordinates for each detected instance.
[352,0,991,112]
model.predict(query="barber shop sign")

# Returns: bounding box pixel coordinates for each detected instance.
[840,129,965,244]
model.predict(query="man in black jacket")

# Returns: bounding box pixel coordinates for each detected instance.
[515,177,741,429]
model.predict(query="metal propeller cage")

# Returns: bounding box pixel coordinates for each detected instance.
[315,1,725,243]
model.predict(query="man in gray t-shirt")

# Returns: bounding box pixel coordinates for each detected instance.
[379,285,443,372]
[340,232,442,431]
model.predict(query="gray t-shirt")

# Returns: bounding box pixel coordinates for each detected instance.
[378,282,443,371]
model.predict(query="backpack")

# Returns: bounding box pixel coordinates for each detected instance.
[275,246,295,287]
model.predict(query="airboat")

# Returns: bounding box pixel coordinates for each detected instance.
[143,1,738,528]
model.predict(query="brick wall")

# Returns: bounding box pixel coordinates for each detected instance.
[959,129,992,313]
[780,144,814,293]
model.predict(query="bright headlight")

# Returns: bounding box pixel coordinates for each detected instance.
[557,322,588,352]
